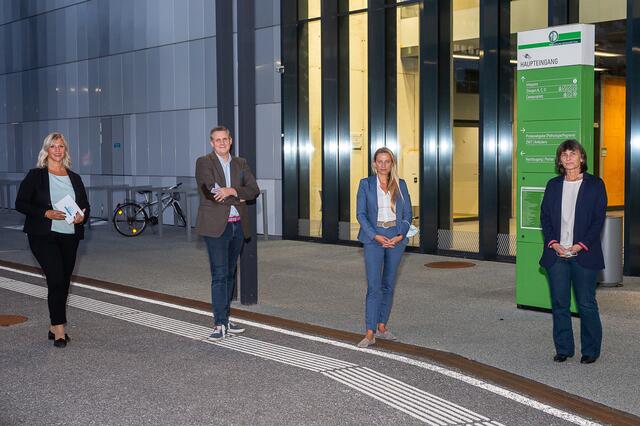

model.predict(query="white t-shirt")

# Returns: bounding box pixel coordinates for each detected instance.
[560,179,583,248]
[376,176,396,222]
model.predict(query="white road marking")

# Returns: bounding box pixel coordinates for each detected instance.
[2,278,505,425]
[324,366,496,425]
[0,266,602,426]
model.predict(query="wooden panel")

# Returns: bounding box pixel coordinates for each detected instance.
[601,76,625,207]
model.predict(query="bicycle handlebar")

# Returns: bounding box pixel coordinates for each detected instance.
[165,182,183,190]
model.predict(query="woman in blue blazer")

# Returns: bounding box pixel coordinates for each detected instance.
[539,139,607,364]
[355,147,412,348]
[16,132,90,348]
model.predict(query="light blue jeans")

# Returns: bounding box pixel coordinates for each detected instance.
[363,226,407,332]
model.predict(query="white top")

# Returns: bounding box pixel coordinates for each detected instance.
[48,173,75,234]
[216,153,240,219]
[560,179,582,248]
[376,175,396,222]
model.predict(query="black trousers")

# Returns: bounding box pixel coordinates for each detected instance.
[28,232,80,326]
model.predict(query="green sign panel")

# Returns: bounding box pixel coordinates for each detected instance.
[520,187,544,230]
[517,120,581,173]
[515,24,595,311]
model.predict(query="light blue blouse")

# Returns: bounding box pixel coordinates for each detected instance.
[48,173,76,234]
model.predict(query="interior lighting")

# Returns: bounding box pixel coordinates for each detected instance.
[594,67,608,72]
[452,53,480,60]
[594,51,622,58]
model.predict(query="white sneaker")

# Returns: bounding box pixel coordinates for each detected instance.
[208,324,227,341]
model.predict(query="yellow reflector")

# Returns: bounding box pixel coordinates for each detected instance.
[132,229,137,234]
[117,210,123,215]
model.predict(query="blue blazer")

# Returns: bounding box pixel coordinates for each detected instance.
[539,173,607,270]
[356,175,413,244]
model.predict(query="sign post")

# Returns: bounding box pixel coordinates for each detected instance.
[515,24,595,310]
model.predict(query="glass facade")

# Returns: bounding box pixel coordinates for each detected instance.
[341,11,368,240]
[298,19,323,237]
[282,0,640,266]
[446,0,480,253]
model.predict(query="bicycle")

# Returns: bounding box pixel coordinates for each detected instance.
[112,183,186,237]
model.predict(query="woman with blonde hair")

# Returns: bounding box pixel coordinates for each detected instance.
[15,132,90,348]
[355,147,412,347]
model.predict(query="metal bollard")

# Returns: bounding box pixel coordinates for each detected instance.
[598,215,623,287]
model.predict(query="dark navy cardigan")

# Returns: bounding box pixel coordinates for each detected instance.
[539,172,607,270]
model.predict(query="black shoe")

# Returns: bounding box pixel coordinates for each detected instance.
[48,331,70,342]
[580,355,598,364]
[53,338,67,348]
[553,354,572,362]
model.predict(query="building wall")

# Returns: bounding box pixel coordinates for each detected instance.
[0,0,283,235]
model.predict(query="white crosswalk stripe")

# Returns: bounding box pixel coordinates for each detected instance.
[2,278,508,424]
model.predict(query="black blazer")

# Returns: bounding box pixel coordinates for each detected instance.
[15,168,91,239]
[539,173,607,270]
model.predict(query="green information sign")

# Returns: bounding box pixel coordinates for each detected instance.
[520,187,544,230]
[515,24,595,311]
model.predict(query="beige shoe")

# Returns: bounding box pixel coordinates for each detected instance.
[356,336,375,348]
[376,330,398,341]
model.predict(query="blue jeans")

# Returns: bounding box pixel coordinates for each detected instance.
[546,257,602,358]
[203,222,244,326]
[363,226,407,332]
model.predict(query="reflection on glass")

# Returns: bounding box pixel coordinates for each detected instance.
[348,13,369,240]
[447,0,479,253]
[594,20,626,211]
[298,0,321,20]
[580,0,626,23]
[510,0,547,33]
[298,21,322,237]
[601,75,625,206]
[396,3,420,247]
[349,0,367,11]
[503,0,551,256]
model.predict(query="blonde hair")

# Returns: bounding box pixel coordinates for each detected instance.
[36,132,72,169]
[372,147,400,212]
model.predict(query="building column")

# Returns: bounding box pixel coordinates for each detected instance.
[548,0,579,26]
[479,0,510,260]
[321,0,339,242]
[237,0,258,303]
[421,0,452,254]
[625,0,640,276]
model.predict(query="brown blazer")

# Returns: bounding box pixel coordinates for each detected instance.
[195,152,260,238]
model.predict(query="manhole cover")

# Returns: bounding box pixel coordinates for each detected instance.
[0,315,28,326]
[425,261,476,269]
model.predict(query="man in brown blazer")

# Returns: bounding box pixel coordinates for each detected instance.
[195,125,260,340]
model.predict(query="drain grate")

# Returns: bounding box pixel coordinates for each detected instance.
[425,261,476,269]
[0,314,28,326]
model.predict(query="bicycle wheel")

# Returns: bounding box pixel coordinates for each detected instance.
[173,202,187,227]
[112,203,148,236]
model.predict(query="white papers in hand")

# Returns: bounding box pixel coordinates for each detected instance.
[54,195,83,224]
[211,183,221,193]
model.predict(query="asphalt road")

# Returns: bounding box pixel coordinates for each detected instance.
[1,270,592,426]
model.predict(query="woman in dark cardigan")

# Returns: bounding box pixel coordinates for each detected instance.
[539,139,607,364]
[15,132,90,348]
